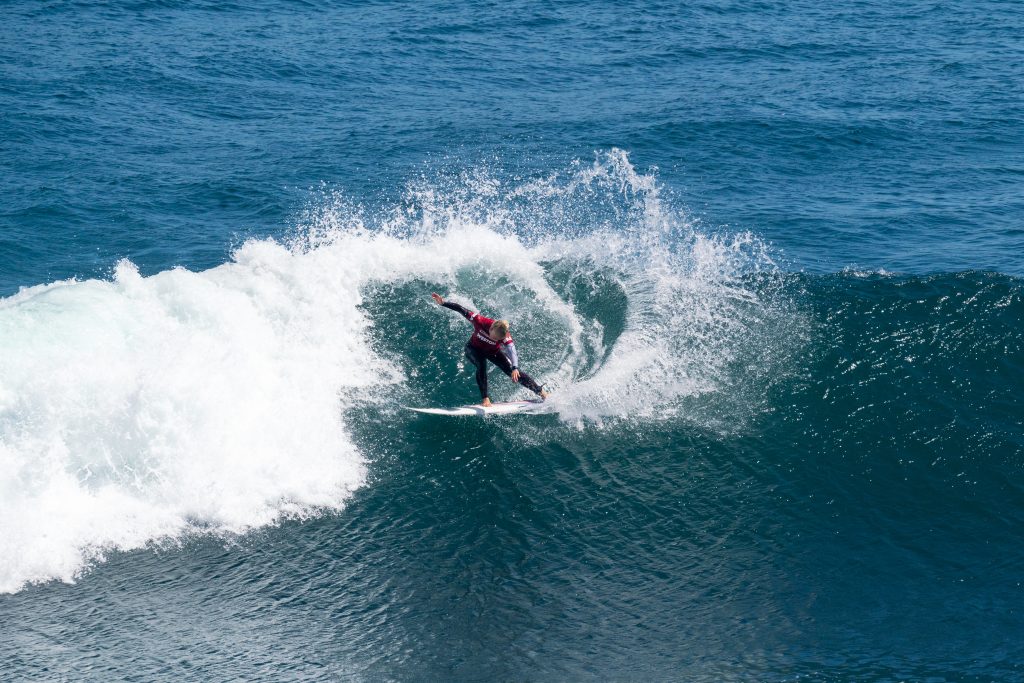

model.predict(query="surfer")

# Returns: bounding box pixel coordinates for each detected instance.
[431,293,549,407]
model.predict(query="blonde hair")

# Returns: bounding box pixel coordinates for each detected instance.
[490,319,510,338]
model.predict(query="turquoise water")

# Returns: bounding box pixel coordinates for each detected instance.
[1,1,1022,681]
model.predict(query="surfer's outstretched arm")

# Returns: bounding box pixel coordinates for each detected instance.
[432,293,475,321]
[442,301,473,319]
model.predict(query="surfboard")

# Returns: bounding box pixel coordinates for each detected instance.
[406,399,544,416]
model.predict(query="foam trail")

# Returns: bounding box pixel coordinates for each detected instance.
[529,229,791,425]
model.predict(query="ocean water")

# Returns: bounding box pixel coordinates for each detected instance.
[1,1,1022,681]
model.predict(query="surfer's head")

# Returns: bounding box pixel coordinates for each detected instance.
[489,319,510,340]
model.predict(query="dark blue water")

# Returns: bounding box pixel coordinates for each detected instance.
[2,1,1022,681]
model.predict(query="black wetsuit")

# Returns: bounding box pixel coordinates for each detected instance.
[442,301,544,400]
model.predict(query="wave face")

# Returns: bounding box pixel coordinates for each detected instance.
[1,152,1022,681]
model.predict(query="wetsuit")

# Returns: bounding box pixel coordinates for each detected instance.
[441,301,544,400]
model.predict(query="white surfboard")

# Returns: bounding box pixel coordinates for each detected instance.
[406,399,545,416]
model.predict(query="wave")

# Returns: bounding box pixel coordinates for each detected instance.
[1,150,797,592]
[9,151,1018,594]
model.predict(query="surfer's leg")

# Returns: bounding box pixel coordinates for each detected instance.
[489,351,544,395]
[464,344,489,399]
[517,370,544,395]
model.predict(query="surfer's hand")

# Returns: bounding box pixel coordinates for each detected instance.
[511,369,520,382]
[431,292,444,305]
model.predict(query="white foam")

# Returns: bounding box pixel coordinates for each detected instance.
[0,248,391,593]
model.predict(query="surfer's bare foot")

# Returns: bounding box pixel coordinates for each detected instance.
[540,390,549,400]
[482,397,492,407]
